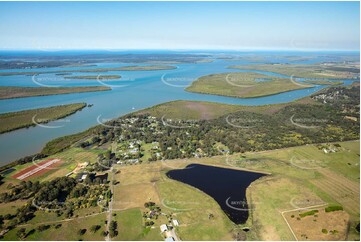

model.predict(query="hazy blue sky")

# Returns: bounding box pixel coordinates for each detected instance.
[0,1,359,50]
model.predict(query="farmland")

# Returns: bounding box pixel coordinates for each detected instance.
[0,139,359,241]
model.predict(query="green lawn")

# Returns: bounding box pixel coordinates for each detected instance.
[113,208,162,241]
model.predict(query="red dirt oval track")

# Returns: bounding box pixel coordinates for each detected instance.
[12,158,62,180]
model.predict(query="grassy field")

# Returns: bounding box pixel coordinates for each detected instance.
[112,161,236,241]
[285,207,349,240]
[0,140,358,240]
[2,213,107,241]
[1,147,101,183]
[64,75,121,79]
[230,63,360,79]
[113,208,162,241]
[185,72,312,98]
[227,140,360,240]
[110,140,359,240]
[0,103,86,134]
[0,86,111,99]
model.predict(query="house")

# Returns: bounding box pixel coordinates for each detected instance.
[172,219,179,227]
[160,224,168,233]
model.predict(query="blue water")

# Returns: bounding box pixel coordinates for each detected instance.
[0,52,358,165]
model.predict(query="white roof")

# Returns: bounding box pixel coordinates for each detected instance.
[172,219,179,226]
[160,224,167,232]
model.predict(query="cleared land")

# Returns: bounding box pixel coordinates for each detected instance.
[186,72,312,98]
[285,207,349,240]
[228,141,360,241]
[63,75,121,80]
[0,103,86,134]
[12,158,62,180]
[0,141,358,241]
[3,213,107,241]
[230,63,360,79]
[0,86,110,100]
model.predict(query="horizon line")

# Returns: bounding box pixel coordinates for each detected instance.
[0,48,359,52]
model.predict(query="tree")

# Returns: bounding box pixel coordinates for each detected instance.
[109,221,118,238]
[90,225,101,233]
[16,228,27,240]
[77,229,87,236]
[37,224,50,232]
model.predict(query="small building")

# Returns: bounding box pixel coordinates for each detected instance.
[172,219,179,227]
[160,224,168,233]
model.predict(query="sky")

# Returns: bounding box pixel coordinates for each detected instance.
[0,1,359,51]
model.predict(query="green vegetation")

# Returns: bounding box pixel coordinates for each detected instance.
[108,220,118,237]
[186,72,312,98]
[325,205,343,213]
[0,86,111,100]
[0,81,358,240]
[299,210,318,218]
[0,103,86,134]
[41,126,101,155]
[113,209,144,240]
[229,63,360,79]
[64,75,120,79]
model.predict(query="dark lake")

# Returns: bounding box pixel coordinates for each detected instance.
[166,163,265,224]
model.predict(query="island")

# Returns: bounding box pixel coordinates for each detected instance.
[185,72,313,98]
[229,63,360,79]
[0,103,87,134]
[63,75,121,80]
[0,86,111,100]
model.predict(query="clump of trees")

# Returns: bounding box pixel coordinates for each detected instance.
[108,221,118,238]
